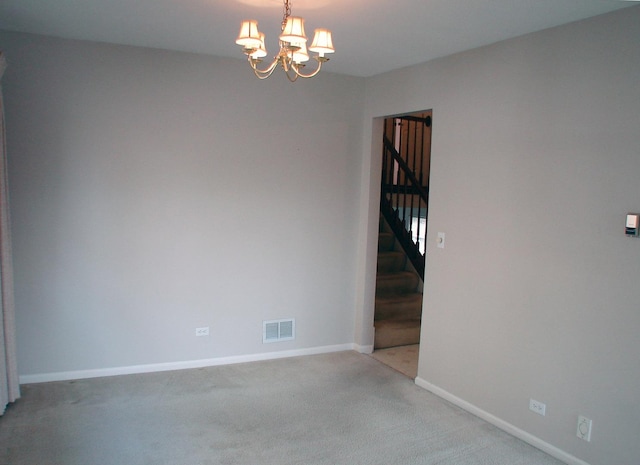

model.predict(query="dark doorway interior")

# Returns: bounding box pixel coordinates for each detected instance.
[372,110,432,378]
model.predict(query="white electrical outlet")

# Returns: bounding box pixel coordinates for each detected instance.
[195,326,209,337]
[577,416,592,441]
[529,399,546,416]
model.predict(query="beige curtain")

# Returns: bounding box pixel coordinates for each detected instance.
[0,51,20,415]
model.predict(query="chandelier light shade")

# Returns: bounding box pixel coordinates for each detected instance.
[250,33,268,59]
[309,29,334,56]
[235,0,335,82]
[280,17,306,44]
[235,20,262,49]
[292,41,309,64]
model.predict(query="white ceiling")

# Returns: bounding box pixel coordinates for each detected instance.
[0,0,637,77]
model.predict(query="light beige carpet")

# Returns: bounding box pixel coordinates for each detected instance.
[370,344,419,378]
[0,351,565,465]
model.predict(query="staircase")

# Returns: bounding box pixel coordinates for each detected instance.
[374,217,423,349]
[374,112,431,350]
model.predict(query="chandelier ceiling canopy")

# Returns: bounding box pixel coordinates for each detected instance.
[235,0,335,82]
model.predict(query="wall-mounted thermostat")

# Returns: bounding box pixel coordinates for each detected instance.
[626,214,639,237]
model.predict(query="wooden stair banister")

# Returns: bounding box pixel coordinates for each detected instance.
[380,121,429,280]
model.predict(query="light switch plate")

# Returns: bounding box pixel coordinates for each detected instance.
[626,213,639,237]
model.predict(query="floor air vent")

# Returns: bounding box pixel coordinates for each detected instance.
[263,319,295,343]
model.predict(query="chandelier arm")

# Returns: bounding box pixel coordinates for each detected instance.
[249,57,280,79]
[283,65,299,82]
[290,58,325,79]
[254,69,277,80]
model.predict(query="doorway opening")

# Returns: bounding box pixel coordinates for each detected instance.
[371,110,432,379]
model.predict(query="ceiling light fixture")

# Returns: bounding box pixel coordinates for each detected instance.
[235,0,335,82]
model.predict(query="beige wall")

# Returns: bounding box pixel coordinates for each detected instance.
[358,6,640,465]
[0,31,365,376]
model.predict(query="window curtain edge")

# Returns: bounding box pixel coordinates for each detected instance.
[0,50,21,415]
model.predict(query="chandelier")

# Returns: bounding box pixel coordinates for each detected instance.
[235,0,335,82]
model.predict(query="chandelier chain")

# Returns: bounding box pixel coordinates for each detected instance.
[282,0,292,31]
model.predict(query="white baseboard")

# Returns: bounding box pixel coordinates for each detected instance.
[354,343,374,354]
[414,377,591,465]
[19,343,357,384]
